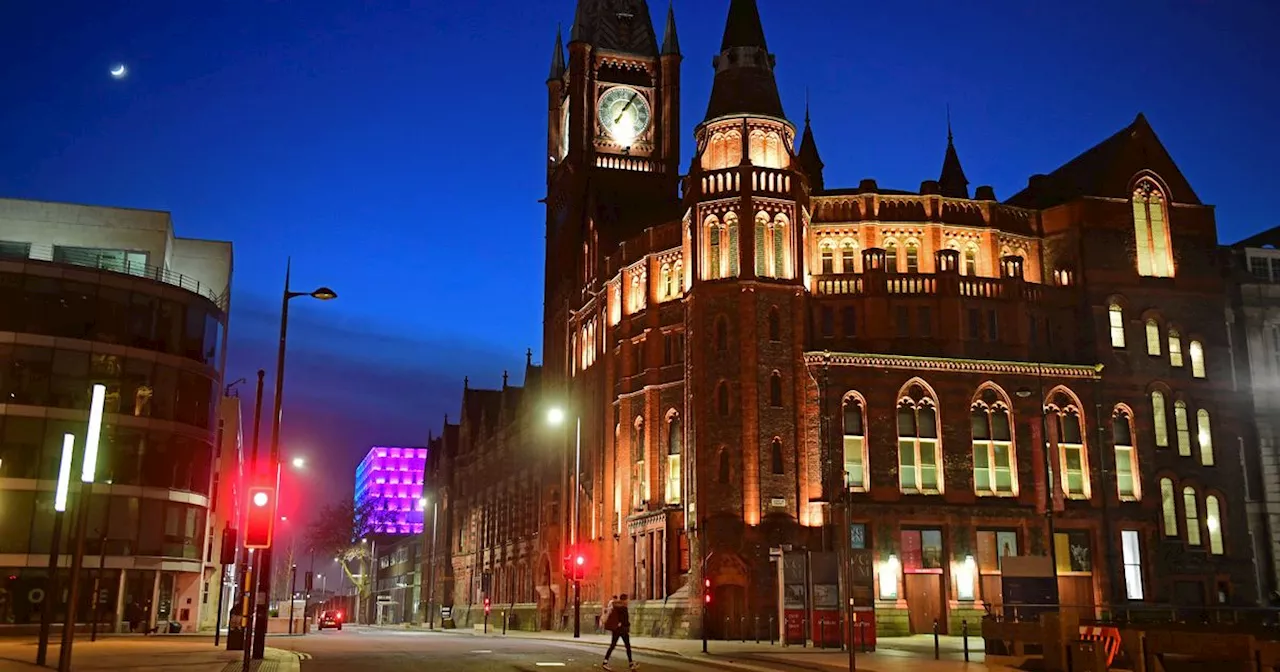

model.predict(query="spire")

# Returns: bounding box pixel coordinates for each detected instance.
[568,0,659,56]
[661,2,680,56]
[797,99,825,192]
[938,109,969,198]
[549,26,566,80]
[704,0,784,121]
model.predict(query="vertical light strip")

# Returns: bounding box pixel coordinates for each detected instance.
[81,384,107,483]
[55,434,75,512]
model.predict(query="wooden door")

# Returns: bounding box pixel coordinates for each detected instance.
[1057,576,1095,622]
[905,574,944,634]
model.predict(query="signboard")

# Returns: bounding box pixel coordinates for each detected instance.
[440,606,453,619]
[782,551,807,644]
[1001,555,1057,621]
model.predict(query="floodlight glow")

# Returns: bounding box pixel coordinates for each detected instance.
[55,434,75,512]
[253,491,269,507]
[81,384,106,483]
[547,407,566,426]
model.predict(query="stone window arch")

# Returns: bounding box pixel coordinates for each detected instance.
[1112,404,1141,500]
[971,383,1016,497]
[1045,386,1090,500]
[1133,177,1173,277]
[897,379,941,494]
[770,438,785,475]
[842,391,868,491]
[769,371,783,407]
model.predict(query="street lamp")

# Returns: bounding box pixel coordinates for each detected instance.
[253,259,336,660]
[291,457,306,469]
[546,405,582,638]
[422,494,440,629]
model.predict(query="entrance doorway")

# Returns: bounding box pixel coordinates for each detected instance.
[710,585,746,640]
[905,574,944,634]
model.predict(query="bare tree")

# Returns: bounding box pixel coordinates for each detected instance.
[305,499,389,604]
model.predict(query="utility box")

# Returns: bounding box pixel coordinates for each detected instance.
[1070,640,1107,672]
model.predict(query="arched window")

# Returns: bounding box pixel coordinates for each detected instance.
[972,386,1016,496]
[772,214,789,278]
[725,212,741,277]
[769,372,783,407]
[1160,478,1178,537]
[884,240,899,274]
[1133,179,1173,278]
[1109,304,1126,348]
[1169,329,1184,367]
[715,316,728,352]
[1145,319,1161,356]
[770,438,785,475]
[842,393,867,491]
[1206,495,1224,555]
[633,418,647,509]
[665,413,682,505]
[1189,340,1205,378]
[767,307,781,342]
[716,381,729,417]
[1197,409,1214,466]
[1047,388,1089,499]
[1183,486,1201,546]
[1112,407,1139,500]
[905,241,920,273]
[755,212,769,277]
[819,241,835,274]
[706,215,723,280]
[660,263,673,299]
[630,273,646,314]
[964,245,978,276]
[749,130,766,167]
[897,381,941,494]
[1152,391,1169,448]
[717,449,731,484]
[1174,401,1191,457]
[840,240,857,273]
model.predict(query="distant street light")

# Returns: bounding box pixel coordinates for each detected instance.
[546,404,581,638]
[291,457,306,469]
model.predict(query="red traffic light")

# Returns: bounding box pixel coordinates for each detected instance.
[244,485,277,549]
[483,597,491,614]
[575,555,585,566]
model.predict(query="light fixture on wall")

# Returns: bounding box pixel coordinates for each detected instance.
[956,555,978,601]
[879,554,900,600]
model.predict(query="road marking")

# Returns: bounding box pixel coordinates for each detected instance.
[534,664,566,668]
[470,649,493,653]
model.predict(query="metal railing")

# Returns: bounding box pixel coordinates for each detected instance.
[0,243,229,310]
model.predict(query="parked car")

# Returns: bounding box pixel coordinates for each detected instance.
[318,610,344,630]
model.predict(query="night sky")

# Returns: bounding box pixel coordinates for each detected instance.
[2,0,1277,524]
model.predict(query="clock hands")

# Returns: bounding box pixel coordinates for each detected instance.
[614,92,641,127]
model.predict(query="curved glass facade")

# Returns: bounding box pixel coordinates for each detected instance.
[0,265,225,627]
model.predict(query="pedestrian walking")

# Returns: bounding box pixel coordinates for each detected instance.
[600,595,617,633]
[601,593,634,670]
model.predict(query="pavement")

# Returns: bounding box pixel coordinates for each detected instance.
[0,626,1011,672]
[0,635,301,672]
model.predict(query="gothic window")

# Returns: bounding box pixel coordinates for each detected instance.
[842,393,867,491]
[1169,329,1184,367]
[1146,319,1161,356]
[660,263,673,299]
[1174,401,1191,457]
[1152,391,1169,448]
[819,241,835,275]
[632,418,647,509]
[770,438,784,475]
[755,213,769,277]
[905,241,920,273]
[897,381,941,494]
[665,413,682,505]
[1109,304,1126,348]
[1047,388,1089,499]
[1112,407,1140,500]
[1160,478,1177,536]
[772,214,789,278]
[1197,409,1214,466]
[702,130,742,171]
[964,245,978,276]
[1189,340,1206,378]
[769,372,783,407]
[972,387,1015,496]
[884,239,899,273]
[706,215,723,280]
[840,240,857,273]
[1183,486,1201,546]
[767,307,781,342]
[1133,179,1173,277]
[1206,495,1224,555]
[726,212,741,277]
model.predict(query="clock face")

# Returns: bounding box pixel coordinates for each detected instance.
[597,86,651,147]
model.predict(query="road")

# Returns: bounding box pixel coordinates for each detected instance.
[270,627,777,672]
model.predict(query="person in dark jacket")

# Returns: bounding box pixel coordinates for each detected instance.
[602,593,634,670]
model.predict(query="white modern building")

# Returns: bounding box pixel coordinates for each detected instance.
[0,197,232,632]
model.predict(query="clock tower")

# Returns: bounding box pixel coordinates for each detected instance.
[544,0,682,381]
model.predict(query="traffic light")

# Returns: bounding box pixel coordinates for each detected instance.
[563,545,590,580]
[244,486,277,549]
[483,597,491,614]
[574,553,586,581]
[704,578,712,604]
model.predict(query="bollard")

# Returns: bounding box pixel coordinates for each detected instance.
[741,616,746,643]
[755,615,760,644]
[933,619,940,660]
[502,610,508,636]
[770,615,776,646]
[963,619,969,662]
[725,616,730,642]
[861,621,869,654]
[484,609,489,634]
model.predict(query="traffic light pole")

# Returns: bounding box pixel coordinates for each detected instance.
[230,370,265,652]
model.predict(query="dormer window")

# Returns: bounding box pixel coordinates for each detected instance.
[1133,179,1173,277]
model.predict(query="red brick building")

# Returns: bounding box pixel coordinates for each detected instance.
[427,0,1258,637]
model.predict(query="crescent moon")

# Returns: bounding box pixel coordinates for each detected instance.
[110,65,126,78]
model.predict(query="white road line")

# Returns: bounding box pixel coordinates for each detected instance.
[470,649,493,653]
[534,664,566,668]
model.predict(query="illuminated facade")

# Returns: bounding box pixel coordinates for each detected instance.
[431,0,1258,638]
[0,197,231,632]
[354,446,428,535]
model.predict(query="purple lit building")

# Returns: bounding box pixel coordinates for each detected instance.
[354,446,428,535]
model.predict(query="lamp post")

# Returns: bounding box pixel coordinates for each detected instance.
[253,259,336,660]
[547,406,581,638]
[36,434,76,666]
[361,537,378,624]
[58,383,107,672]
[423,496,439,629]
